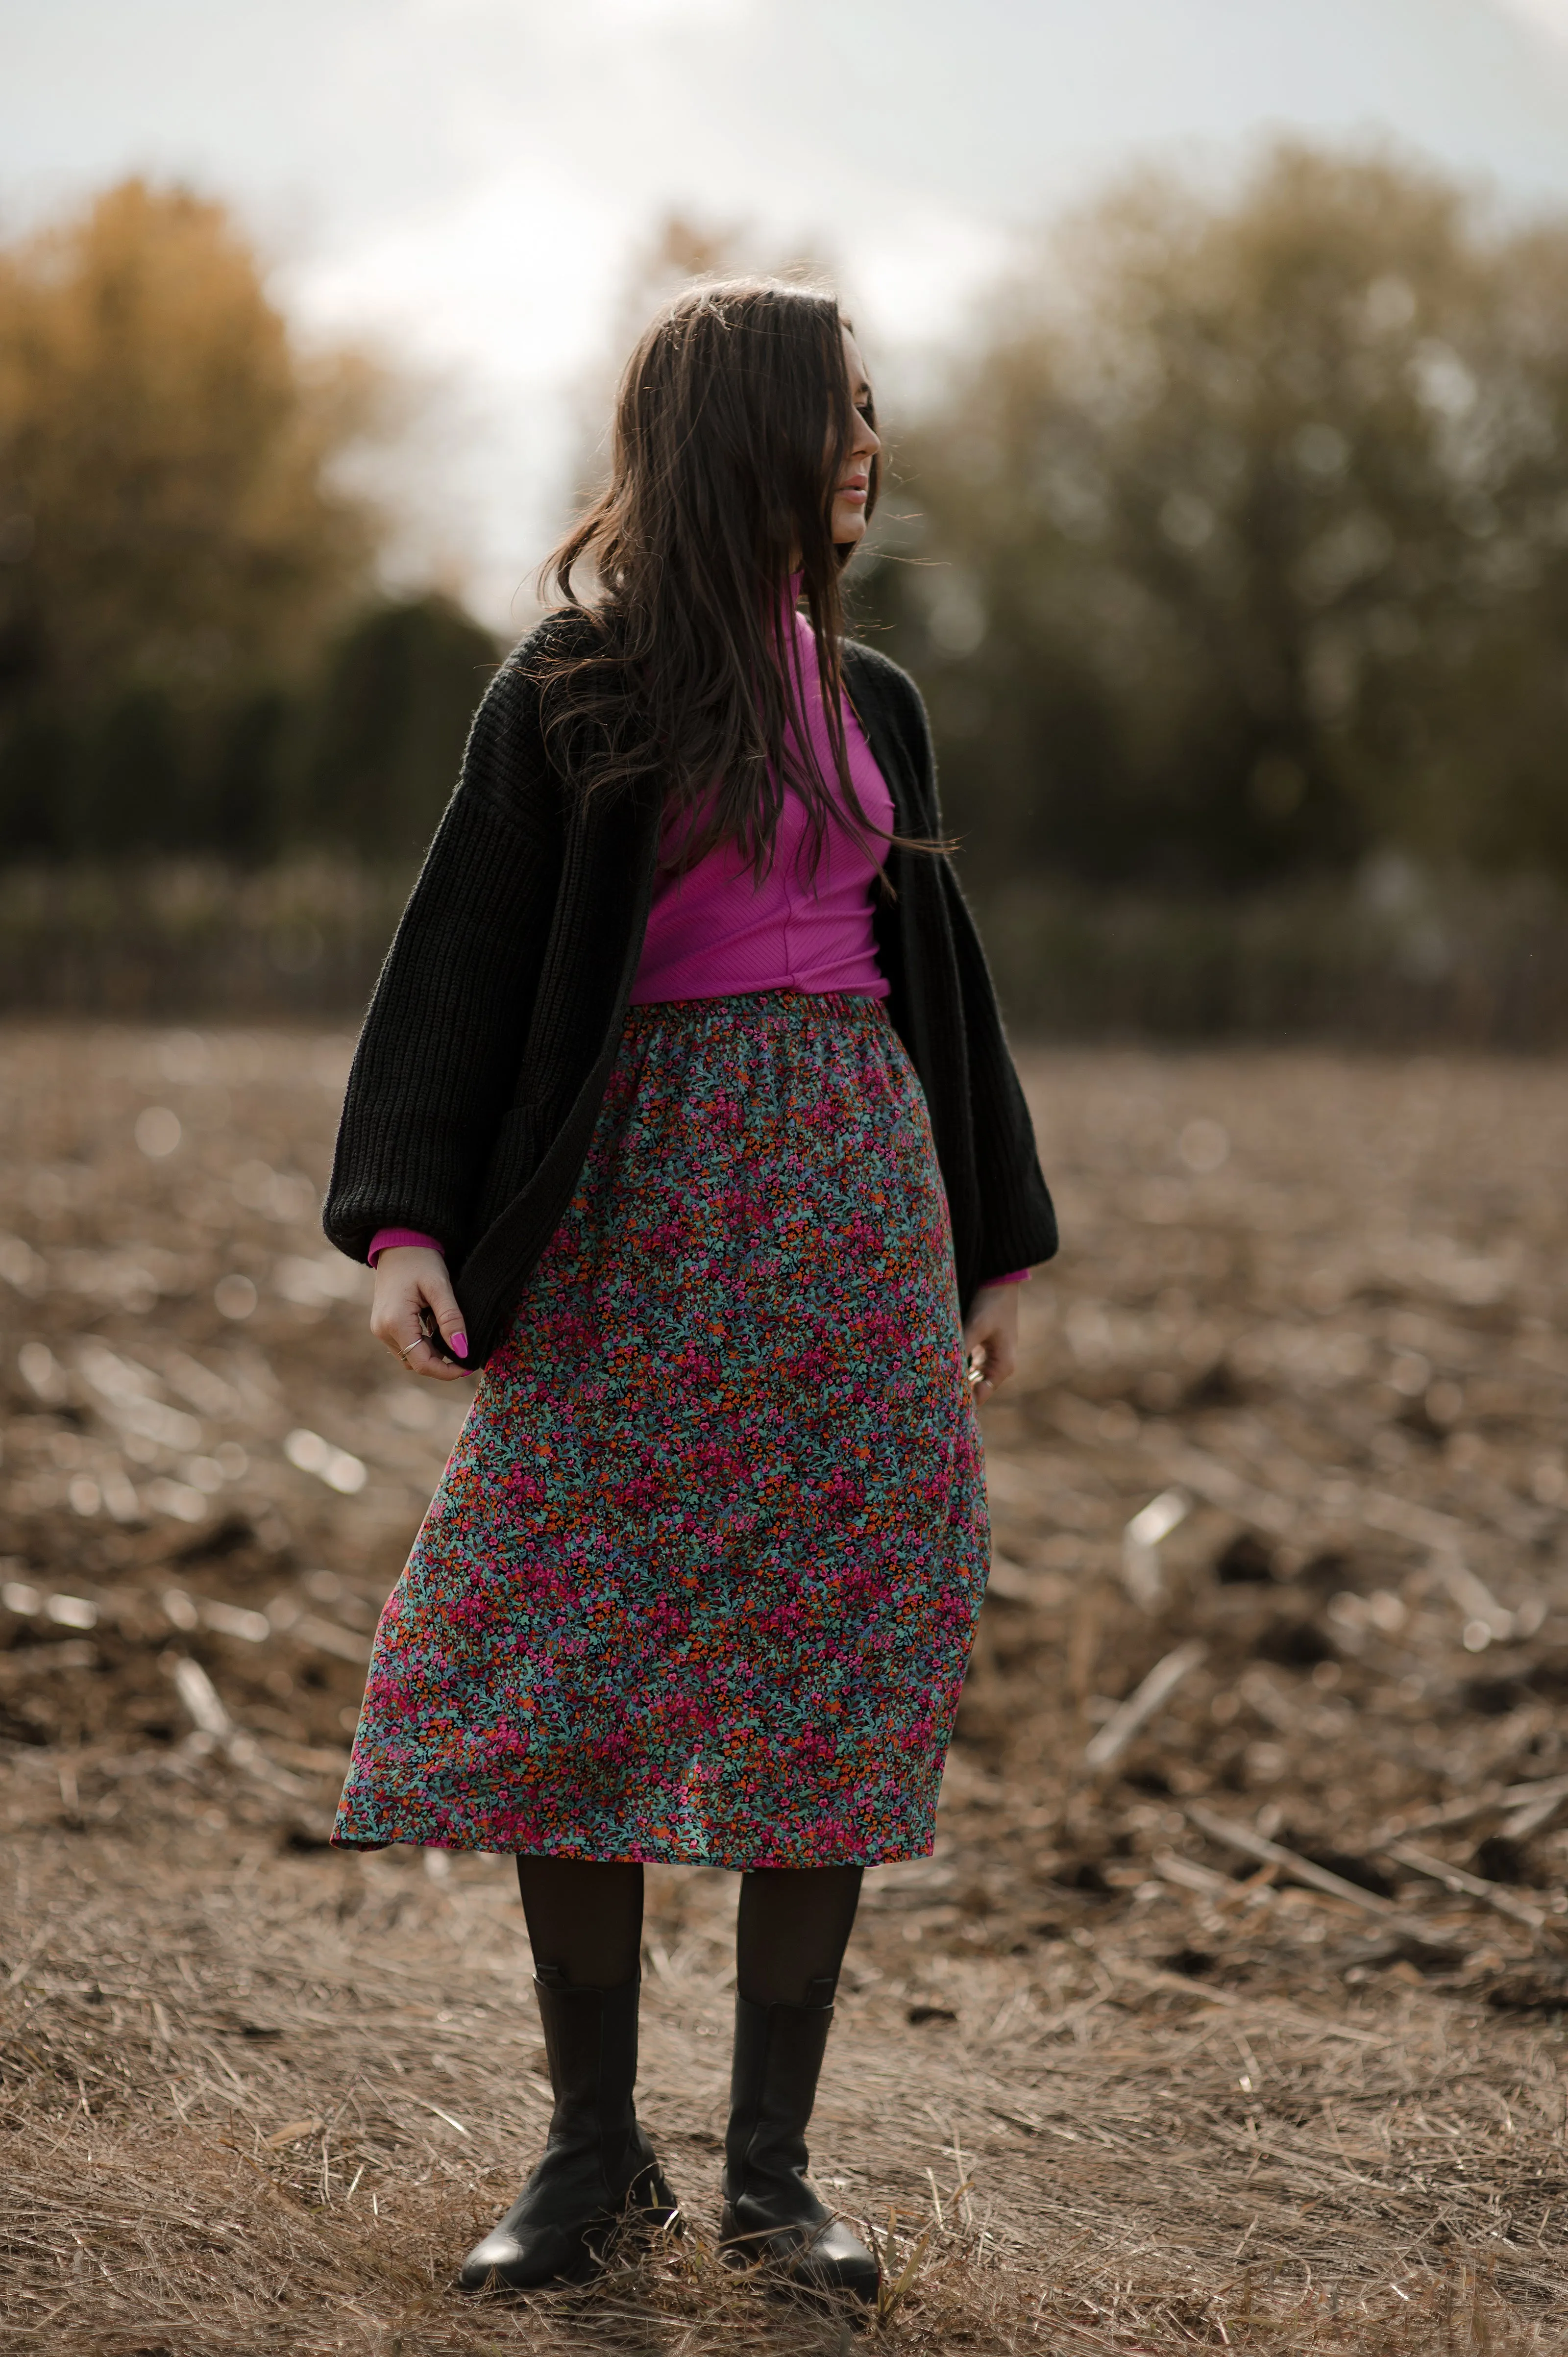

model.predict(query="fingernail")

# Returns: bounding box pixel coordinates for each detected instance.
[451,1331,468,1358]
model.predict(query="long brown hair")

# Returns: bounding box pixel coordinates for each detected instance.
[537,278,895,879]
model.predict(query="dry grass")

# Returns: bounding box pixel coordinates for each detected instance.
[7,1830,1567,2354]
[4,1028,1568,2351]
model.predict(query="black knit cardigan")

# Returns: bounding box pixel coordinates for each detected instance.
[323,617,1058,1368]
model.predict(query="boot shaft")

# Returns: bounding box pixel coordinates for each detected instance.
[723,1979,834,2199]
[536,1966,641,2179]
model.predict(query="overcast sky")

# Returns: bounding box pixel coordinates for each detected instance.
[7,0,1568,622]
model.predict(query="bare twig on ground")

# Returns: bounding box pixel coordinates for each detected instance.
[1083,1642,1206,1772]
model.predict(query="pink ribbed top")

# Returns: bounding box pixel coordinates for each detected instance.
[629,601,891,1005]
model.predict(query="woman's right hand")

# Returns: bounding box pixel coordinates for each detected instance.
[370,1247,470,1382]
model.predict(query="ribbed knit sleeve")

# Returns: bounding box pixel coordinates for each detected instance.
[850,641,1058,1289]
[940,861,1059,1281]
[322,661,565,1266]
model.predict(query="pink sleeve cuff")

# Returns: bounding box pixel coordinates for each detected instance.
[367,1227,444,1265]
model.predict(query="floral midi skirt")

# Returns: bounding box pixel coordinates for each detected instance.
[332,991,991,1867]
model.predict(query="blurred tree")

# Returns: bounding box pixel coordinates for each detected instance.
[0,180,504,863]
[82,687,190,855]
[298,595,499,862]
[865,143,1568,887]
[208,689,294,863]
[0,177,382,702]
[0,177,409,856]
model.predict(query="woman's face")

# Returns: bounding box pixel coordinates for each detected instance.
[830,327,881,552]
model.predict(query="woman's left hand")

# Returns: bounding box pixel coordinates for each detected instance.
[963,1283,1021,1406]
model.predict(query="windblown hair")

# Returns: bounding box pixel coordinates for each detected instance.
[537,277,906,879]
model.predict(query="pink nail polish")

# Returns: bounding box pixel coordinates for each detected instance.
[452,1331,468,1358]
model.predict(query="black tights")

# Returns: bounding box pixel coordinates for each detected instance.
[514,1856,863,2007]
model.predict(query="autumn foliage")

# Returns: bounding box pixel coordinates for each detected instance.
[864,143,1568,889]
[4,152,1568,903]
[0,180,494,860]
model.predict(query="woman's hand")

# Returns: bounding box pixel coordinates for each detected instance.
[962,1283,1020,1407]
[370,1247,470,1383]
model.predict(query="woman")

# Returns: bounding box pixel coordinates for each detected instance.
[323,279,1057,2302]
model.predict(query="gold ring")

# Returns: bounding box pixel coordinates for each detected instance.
[397,1337,422,1364]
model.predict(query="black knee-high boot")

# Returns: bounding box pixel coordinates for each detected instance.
[460,1967,679,2290]
[720,1974,879,2302]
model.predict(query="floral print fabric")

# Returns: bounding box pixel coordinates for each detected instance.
[333,992,990,1866]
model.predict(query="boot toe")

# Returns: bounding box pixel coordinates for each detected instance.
[458,2221,597,2291]
[721,2206,881,2304]
[793,2217,880,2302]
[459,2152,680,2291]
[457,2229,523,2292]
